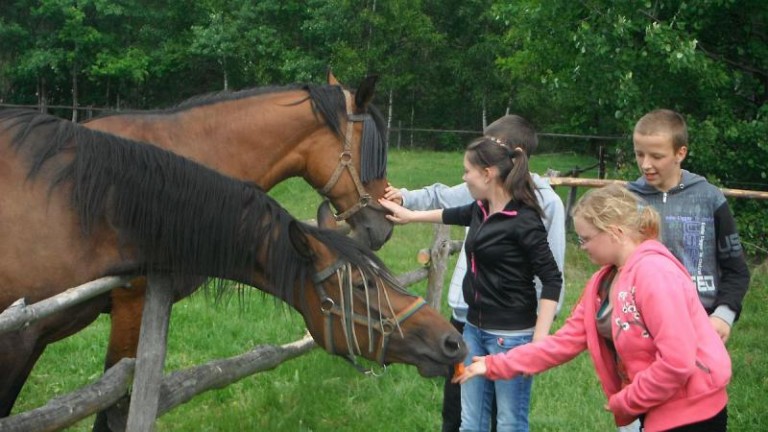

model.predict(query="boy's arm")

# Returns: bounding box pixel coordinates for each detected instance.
[401,183,473,211]
[538,187,567,312]
[712,202,751,325]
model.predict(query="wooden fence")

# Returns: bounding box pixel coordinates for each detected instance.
[0,233,459,431]
[547,176,768,230]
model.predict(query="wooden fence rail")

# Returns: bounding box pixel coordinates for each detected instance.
[0,229,459,431]
[0,336,317,432]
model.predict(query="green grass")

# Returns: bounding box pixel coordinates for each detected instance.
[13,150,766,431]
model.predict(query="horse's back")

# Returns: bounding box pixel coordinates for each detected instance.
[0,116,129,308]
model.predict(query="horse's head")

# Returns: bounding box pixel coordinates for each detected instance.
[305,73,394,250]
[286,212,466,377]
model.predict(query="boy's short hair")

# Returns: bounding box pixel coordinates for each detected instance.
[634,109,688,151]
[483,115,538,156]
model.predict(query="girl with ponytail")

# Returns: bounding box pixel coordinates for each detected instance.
[379,134,563,432]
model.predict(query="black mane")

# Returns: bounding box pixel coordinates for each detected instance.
[0,109,404,301]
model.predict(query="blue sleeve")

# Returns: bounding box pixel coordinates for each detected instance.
[536,186,567,312]
[401,183,473,210]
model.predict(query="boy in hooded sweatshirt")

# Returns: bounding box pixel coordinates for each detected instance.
[455,184,731,431]
[626,109,750,343]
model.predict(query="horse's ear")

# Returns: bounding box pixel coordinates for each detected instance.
[288,221,313,259]
[326,68,340,85]
[354,75,378,112]
[317,200,338,230]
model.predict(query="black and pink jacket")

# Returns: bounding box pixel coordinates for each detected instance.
[442,199,562,331]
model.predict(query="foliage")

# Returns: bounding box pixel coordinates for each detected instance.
[1,0,765,249]
[490,0,767,252]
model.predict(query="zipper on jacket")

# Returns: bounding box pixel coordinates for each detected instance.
[471,252,482,326]
[663,191,667,203]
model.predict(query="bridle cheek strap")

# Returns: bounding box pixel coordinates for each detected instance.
[312,260,427,373]
[317,89,382,222]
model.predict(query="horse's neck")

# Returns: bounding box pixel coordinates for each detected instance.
[85,95,319,189]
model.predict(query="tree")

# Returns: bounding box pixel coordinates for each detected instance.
[492,0,767,250]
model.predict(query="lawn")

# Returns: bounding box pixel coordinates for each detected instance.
[13,149,767,431]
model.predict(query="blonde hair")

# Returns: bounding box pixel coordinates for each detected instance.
[634,109,688,151]
[571,184,660,241]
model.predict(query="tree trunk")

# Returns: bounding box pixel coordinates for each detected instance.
[37,77,48,113]
[387,89,393,148]
[71,63,79,122]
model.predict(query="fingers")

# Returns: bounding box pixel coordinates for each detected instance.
[451,356,488,385]
[709,316,731,343]
[377,198,408,224]
[377,198,400,212]
[383,184,403,205]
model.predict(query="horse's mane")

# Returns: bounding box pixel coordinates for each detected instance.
[85,83,389,183]
[0,109,405,300]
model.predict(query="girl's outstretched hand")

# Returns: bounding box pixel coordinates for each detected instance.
[377,198,414,224]
[383,184,404,205]
[451,356,488,384]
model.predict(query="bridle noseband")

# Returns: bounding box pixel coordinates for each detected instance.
[317,89,385,222]
[311,258,427,373]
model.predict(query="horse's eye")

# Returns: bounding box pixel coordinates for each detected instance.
[353,275,375,292]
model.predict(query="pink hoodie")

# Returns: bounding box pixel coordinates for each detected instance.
[484,240,731,431]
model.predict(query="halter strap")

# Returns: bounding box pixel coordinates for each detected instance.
[312,259,427,372]
[317,88,384,221]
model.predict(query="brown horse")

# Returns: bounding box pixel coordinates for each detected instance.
[0,110,466,423]
[82,74,394,429]
[84,74,391,249]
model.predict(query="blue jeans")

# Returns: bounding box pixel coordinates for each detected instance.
[460,323,533,432]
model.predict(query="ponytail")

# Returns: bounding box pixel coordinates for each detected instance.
[465,139,543,217]
[503,147,542,218]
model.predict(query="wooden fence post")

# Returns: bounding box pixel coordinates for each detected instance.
[126,274,174,432]
[425,224,451,311]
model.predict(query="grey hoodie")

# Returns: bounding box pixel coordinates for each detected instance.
[627,170,750,324]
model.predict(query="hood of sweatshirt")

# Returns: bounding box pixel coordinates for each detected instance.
[626,169,707,197]
[621,239,688,282]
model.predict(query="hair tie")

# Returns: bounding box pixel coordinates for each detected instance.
[485,135,514,158]
[485,135,507,147]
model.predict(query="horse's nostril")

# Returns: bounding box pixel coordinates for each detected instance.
[442,333,467,360]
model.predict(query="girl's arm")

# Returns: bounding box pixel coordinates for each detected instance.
[456,299,591,384]
[533,299,558,342]
[378,198,444,224]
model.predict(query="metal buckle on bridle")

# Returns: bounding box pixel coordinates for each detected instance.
[311,259,427,375]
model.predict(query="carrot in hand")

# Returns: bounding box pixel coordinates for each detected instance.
[453,362,466,379]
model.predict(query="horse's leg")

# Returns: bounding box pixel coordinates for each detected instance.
[0,329,44,417]
[93,276,206,432]
[93,280,147,432]
[0,295,109,418]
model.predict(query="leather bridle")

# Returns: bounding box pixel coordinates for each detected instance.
[311,258,427,372]
[317,89,386,222]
